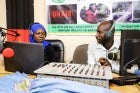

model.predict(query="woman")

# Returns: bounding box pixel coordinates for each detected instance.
[29,22,55,64]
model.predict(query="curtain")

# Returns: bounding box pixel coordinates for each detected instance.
[6,0,34,29]
[6,0,34,42]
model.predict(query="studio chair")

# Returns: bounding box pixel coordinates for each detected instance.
[71,44,88,64]
[46,39,64,63]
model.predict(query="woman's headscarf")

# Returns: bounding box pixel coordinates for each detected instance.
[29,23,50,48]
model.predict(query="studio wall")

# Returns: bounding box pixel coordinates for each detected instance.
[0,0,120,65]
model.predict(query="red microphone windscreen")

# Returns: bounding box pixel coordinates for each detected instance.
[2,48,14,58]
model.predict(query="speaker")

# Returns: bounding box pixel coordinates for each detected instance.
[28,22,40,36]
[104,20,115,42]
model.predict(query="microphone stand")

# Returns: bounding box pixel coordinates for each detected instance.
[0,27,20,36]
[0,27,20,42]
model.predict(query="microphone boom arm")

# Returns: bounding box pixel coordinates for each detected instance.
[0,27,20,37]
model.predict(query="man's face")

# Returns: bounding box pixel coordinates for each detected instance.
[33,29,46,43]
[95,23,109,44]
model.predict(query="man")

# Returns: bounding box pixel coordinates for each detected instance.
[87,20,120,73]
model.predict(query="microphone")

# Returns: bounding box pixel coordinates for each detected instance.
[2,48,14,58]
[108,51,120,60]
[0,27,15,58]
[0,41,14,58]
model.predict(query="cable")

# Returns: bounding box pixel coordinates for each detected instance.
[38,61,50,69]
[123,55,140,71]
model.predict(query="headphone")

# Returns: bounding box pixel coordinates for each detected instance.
[28,22,46,36]
[29,22,40,36]
[104,20,115,42]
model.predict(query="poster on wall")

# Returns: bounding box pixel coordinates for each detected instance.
[47,0,140,35]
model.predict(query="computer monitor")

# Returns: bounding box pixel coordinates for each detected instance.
[4,41,44,74]
[120,30,140,76]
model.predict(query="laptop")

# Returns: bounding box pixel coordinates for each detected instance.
[4,41,44,74]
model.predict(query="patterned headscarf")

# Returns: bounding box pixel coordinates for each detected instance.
[29,23,50,48]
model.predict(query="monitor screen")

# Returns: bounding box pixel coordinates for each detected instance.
[4,41,44,74]
[120,30,140,76]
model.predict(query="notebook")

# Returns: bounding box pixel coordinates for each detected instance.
[4,41,44,74]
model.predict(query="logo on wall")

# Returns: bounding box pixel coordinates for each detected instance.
[52,0,65,3]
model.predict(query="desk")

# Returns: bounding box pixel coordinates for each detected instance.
[110,73,140,93]
[0,66,12,77]
[110,83,140,93]
[0,66,139,93]
[0,66,36,78]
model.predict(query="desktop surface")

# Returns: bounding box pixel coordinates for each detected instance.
[0,65,140,93]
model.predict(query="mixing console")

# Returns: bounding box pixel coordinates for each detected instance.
[34,62,112,88]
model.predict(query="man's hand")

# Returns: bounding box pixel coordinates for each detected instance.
[98,57,111,67]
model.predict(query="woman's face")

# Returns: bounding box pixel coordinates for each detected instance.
[33,29,46,43]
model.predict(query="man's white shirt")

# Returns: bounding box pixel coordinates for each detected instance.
[87,39,120,73]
